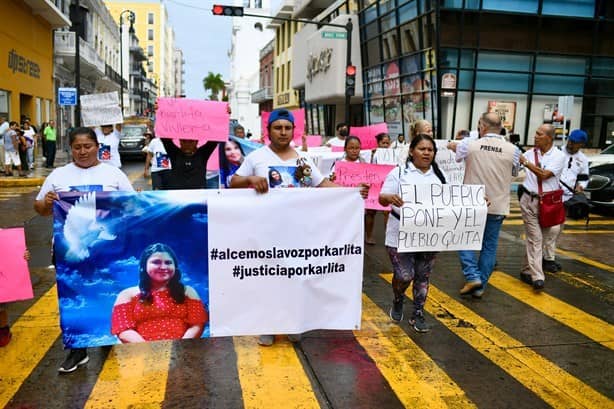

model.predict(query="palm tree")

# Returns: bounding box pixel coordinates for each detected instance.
[203,72,225,101]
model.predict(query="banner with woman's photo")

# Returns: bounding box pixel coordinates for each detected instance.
[52,188,364,347]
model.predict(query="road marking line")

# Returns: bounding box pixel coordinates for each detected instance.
[555,248,614,273]
[355,295,476,408]
[380,274,612,409]
[0,286,61,408]
[233,336,319,409]
[554,270,612,294]
[561,230,612,234]
[504,219,614,226]
[488,271,614,349]
[84,341,172,409]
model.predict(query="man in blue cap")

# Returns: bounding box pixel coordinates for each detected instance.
[542,129,590,273]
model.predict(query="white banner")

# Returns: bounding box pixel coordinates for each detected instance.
[398,184,487,252]
[435,140,465,184]
[80,92,123,126]
[208,188,364,336]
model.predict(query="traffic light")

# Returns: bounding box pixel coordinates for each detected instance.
[345,65,356,97]
[212,4,244,16]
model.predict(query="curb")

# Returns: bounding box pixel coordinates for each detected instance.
[0,176,45,188]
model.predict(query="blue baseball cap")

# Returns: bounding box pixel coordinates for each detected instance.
[568,129,588,144]
[267,109,294,127]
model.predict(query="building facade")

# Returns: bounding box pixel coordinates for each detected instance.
[357,0,614,147]
[226,0,275,138]
[252,39,275,118]
[173,48,185,97]
[105,0,176,97]
[0,1,69,127]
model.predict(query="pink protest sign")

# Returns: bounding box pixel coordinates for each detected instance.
[0,228,33,303]
[155,98,229,142]
[350,123,389,150]
[208,145,220,171]
[334,161,395,210]
[261,109,305,144]
[306,135,323,147]
[331,145,345,153]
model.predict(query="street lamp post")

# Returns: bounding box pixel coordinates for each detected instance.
[119,10,135,116]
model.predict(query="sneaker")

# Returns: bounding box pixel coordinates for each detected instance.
[0,326,12,347]
[542,259,561,273]
[58,348,89,373]
[533,279,545,291]
[472,288,485,299]
[460,280,482,295]
[287,333,302,343]
[409,312,430,333]
[519,273,533,285]
[258,335,275,346]
[389,298,404,322]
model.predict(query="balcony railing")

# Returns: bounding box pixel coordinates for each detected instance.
[54,31,105,76]
[251,86,273,103]
[105,64,127,88]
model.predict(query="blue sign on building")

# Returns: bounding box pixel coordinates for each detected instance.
[58,88,77,106]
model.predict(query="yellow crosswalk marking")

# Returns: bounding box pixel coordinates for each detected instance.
[355,295,476,408]
[504,219,614,226]
[233,336,320,409]
[488,271,614,349]
[555,248,614,273]
[0,286,61,408]
[84,341,172,408]
[380,274,612,409]
[561,230,612,234]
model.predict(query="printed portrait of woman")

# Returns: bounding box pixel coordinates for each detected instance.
[111,243,208,343]
[219,140,245,188]
[268,168,283,188]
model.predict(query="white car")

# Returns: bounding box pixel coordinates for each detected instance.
[587,144,614,168]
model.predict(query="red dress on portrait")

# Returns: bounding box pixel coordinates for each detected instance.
[111,288,207,341]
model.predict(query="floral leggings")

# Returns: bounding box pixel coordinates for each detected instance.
[386,246,436,314]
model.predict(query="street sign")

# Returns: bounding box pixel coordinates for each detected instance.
[58,87,77,106]
[322,31,347,39]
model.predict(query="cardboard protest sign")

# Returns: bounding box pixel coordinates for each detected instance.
[397,184,487,252]
[155,98,229,142]
[53,190,211,348]
[218,136,264,188]
[306,135,323,147]
[350,123,388,150]
[334,161,395,210]
[0,228,33,303]
[208,188,364,336]
[372,148,399,165]
[435,140,465,184]
[80,92,123,126]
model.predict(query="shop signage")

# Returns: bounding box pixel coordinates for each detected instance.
[322,31,347,39]
[487,101,516,133]
[277,92,290,105]
[58,88,77,106]
[7,49,40,79]
[306,48,333,82]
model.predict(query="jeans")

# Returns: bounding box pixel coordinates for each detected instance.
[458,214,505,289]
[46,140,56,167]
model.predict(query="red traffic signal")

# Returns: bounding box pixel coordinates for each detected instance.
[346,65,357,76]
[212,4,244,16]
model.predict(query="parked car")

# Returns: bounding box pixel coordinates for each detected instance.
[587,144,614,168]
[585,163,614,215]
[119,123,149,160]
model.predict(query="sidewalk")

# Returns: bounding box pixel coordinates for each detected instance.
[0,150,70,188]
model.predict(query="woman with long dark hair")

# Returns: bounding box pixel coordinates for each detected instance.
[379,134,446,333]
[111,243,208,343]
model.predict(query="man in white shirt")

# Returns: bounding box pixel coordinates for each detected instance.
[518,124,566,290]
[542,129,590,273]
[326,123,349,148]
[95,124,122,168]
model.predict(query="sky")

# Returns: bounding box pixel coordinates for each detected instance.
[165,0,281,99]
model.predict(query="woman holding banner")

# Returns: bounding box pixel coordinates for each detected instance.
[379,134,446,333]
[34,127,135,373]
[111,243,208,343]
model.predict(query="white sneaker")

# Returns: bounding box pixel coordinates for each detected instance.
[258,335,274,346]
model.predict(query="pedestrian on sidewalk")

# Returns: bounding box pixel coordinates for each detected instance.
[23,120,36,170]
[43,120,57,168]
[34,127,134,373]
[447,112,521,298]
[379,134,447,332]
[518,124,566,290]
[3,121,22,176]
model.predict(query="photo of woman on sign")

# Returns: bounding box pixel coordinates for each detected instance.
[219,139,245,188]
[111,243,208,343]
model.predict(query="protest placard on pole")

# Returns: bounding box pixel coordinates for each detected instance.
[334,161,395,210]
[397,184,487,252]
[208,189,364,336]
[154,98,229,142]
[0,228,33,303]
[80,92,123,126]
[435,140,465,184]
